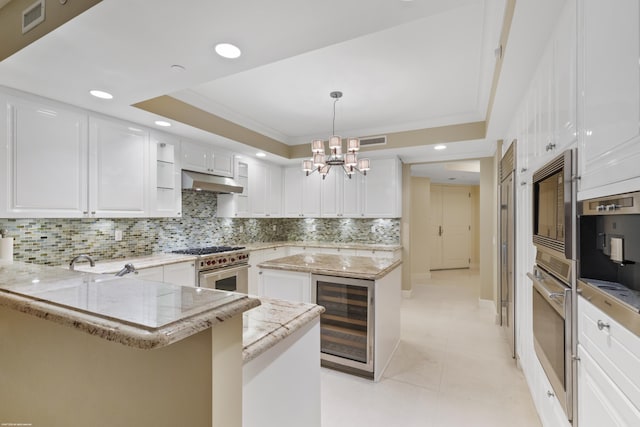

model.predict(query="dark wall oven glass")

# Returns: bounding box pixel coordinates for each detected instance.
[533,150,573,260]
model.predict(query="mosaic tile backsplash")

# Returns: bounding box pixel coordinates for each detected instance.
[0,191,399,265]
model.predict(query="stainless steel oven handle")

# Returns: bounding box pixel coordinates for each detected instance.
[528,271,567,314]
[201,264,248,276]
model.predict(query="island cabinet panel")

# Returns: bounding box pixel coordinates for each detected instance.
[577,0,640,198]
[258,269,313,303]
[0,92,89,217]
[243,318,321,427]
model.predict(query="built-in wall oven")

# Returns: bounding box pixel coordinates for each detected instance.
[529,149,576,422]
[172,246,249,293]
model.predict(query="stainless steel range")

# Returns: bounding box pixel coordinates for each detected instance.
[172,246,249,292]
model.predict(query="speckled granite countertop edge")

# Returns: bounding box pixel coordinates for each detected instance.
[0,291,260,350]
[242,299,324,364]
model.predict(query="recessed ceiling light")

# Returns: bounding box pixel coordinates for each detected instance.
[434,144,447,150]
[256,152,266,157]
[215,43,242,59]
[89,90,113,99]
[154,120,171,127]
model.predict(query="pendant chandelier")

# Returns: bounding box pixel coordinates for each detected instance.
[302,91,370,179]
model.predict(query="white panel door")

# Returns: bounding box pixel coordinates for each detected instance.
[259,269,312,303]
[301,171,321,217]
[283,166,303,217]
[578,0,640,193]
[429,185,444,269]
[181,141,209,173]
[267,165,282,216]
[578,345,640,427]
[89,117,149,217]
[163,261,196,287]
[362,157,400,218]
[211,149,234,177]
[320,167,340,217]
[342,172,361,217]
[3,94,88,217]
[249,161,267,216]
[430,185,471,270]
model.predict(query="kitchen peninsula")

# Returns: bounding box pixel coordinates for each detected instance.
[0,261,259,427]
[258,253,402,381]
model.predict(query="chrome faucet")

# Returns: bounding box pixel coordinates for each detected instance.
[69,254,95,271]
[115,263,137,277]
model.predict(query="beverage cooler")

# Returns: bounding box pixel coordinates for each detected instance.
[313,274,375,378]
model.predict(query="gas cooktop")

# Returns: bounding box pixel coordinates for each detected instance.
[171,246,245,256]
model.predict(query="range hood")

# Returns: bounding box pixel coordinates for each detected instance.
[181,170,243,194]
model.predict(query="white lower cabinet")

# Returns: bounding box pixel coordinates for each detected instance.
[133,266,164,282]
[248,247,288,295]
[163,261,196,287]
[258,269,312,303]
[133,262,196,287]
[576,295,640,426]
[578,345,640,426]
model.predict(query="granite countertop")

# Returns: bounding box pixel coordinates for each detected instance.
[0,261,259,349]
[257,253,402,280]
[244,241,402,252]
[71,253,197,274]
[242,297,324,363]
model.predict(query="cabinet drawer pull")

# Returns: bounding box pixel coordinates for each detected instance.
[546,391,554,398]
[597,320,610,331]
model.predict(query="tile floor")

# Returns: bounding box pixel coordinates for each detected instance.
[321,268,541,427]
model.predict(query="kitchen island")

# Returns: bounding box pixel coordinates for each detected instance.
[0,261,259,427]
[257,253,402,381]
[242,298,324,427]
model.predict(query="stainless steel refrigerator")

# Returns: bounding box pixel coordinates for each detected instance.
[499,142,516,358]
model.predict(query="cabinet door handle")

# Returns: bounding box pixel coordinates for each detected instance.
[597,320,610,331]
[438,226,443,236]
[546,391,554,398]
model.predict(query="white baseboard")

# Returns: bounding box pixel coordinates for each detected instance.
[479,298,498,323]
[402,289,413,299]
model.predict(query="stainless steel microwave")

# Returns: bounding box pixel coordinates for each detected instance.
[532,150,574,262]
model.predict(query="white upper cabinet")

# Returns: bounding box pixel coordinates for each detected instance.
[247,160,282,217]
[578,0,640,198]
[283,166,321,217]
[149,132,181,217]
[320,169,362,217]
[89,116,149,217]
[362,157,402,218]
[217,159,249,218]
[0,92,88,218]
[181,140,234,177]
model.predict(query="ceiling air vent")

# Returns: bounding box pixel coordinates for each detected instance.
[359,135,387,147]
[22,0,45,34]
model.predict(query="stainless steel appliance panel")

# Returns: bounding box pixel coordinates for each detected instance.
[499,141,516,358]
[529,268,573,421]
[314,274,374,378]
[199,264,248,293]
